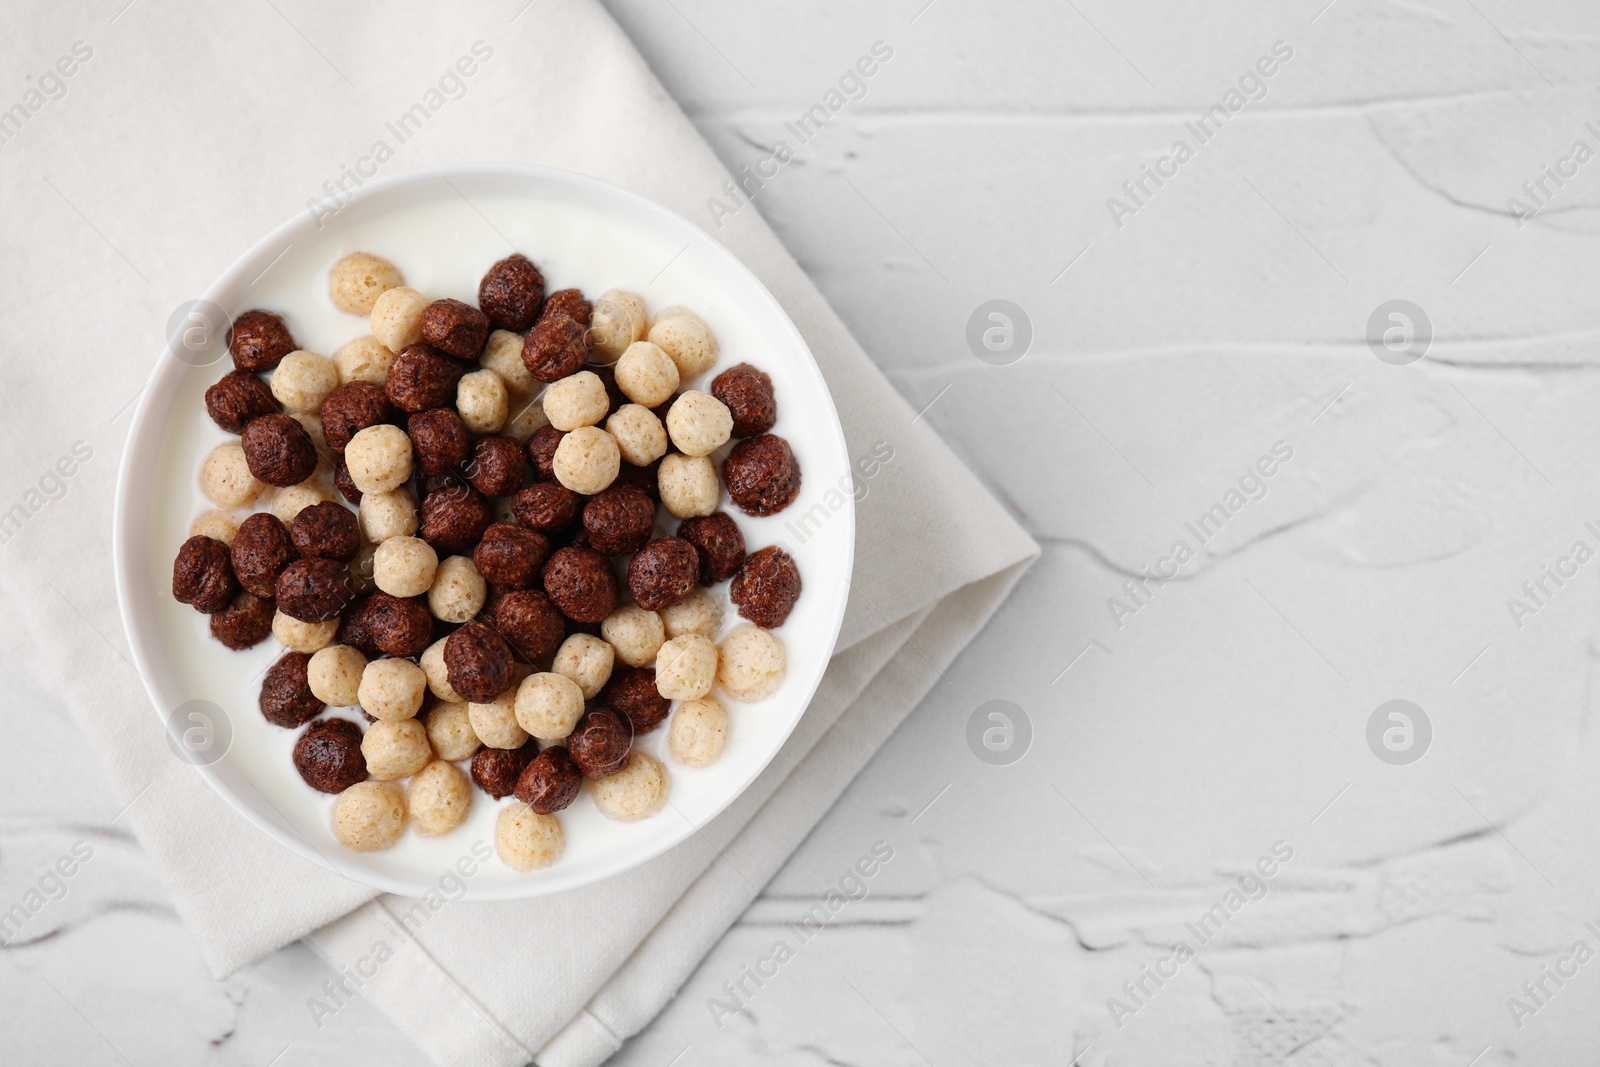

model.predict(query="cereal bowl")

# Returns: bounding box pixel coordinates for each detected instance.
[113,163,854,899]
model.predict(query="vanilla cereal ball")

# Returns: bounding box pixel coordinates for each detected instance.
[605,404,669,467]
[361,717,432,780]
[332,781,407,851]
[495,803,564,871]
[370,286,430,352]
[669,697,728,768]
[358,487,418,544]
[307,644,367,706]
[333,336,398,386]
[601,605,665,668]
[374,535,438,597]
[665,391,733,458]
[190,509,239,546]
[660,587,724,640]
[648,308,718,381]
[718,623,786,702]
[200,443,266,508]
[457,368,509,434]
[480,329,537,396]
[273,610,339,654]
[542,371,609,432]
[514,672,586,740]
[406,760,471,837]
[330,252,405,316]
[588,289,648,364]
[590,750,671,822]
[552,426,620,495]
[655,634,717,700]
[358,657,428,722]
[270,351,340,413]
[423,701,480,761]
[552,633,614,700]
[503,391,551,442]
[344,424,412,494]
[658,454,719,519]
[467,688,529,750]
[427,555,486,624]
[420,638,464,702]
[615,341,680,408]
[270,480,334,524]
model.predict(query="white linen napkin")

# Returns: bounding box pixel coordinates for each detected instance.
[0,1,1036,1062]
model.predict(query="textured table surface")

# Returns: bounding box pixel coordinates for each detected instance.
[7,1,1600,1064]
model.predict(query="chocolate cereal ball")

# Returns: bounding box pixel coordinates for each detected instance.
[478,253,546,332]
[363,591,434,658]
[710,363,777,438]
[590,750,670,822]
[512,481,581,534]
[582,484,655,556]
[173,535,237,614]
[602,666,671,734]
[205,370,281,433]
[627,537,700,612]
[241,413,317,488]
[723,433,801,517]
[276,557,355,623]
[419,297,489,360]
[320,381,393,453]
[260,651,323,727]
[228,309,295,373]
[730,546,802,629]
[209,591,275,649]
[464,436,526,498]
[386,343,466,413]
[542,546,618,624]
[334,458,362,504]
[331,780,407,851]
[445,619,514,704]
[544,288,592,325]
[513,746,582,814]
[294,718,368,794]
[492,590,565,662]
[336,596,382,658]
[678,512,745,584]
[522,314,589,383]
[420,484,493,554]
[567,707,632,779]
[407,408,472,477]
[329,252,403,316]
[526,425,564,482]
[232,513,298,599]
[290,500,360,562]
[470,741,536,799]
[473,522,551,590]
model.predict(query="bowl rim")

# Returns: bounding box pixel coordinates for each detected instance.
[111,161,855,899]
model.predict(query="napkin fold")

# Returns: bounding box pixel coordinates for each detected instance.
[0,1,1035,1063]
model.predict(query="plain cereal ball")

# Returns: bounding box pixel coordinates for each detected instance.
[614,341,680,408]
[307,644,366,706]
[601,605,665,669]
[588,289,648,364]
[361,718,432,780]
[590,750,670,822]
[605,404,669,467]
[332,781,407,851]
[200,443,267,508]
[543,370,609,432]
[370,286,431,352]
[333,335,398,386]
[190,509,240,546]
[423,701,480,761]
[468,689,529,750]
[270,351,340,413]
[717,623,786,701]
[668,697,728,768]
[655,634,717,700]
[456,368,509,434]
[658,454,719,519]
[665,391,733,458]
[358,657,428,722]
[373,535,438,598]
[513,672,585,741]
[503,391,550,442]
[551,633,614,700]
[427,555,486,624]
[330,252,404,316]
[272,609,339,654]
[648,308,719,381]
[660,586,724,640]
[495,803,564,871]
[480,329,538,397]
[358,487,418,543]
[344,424,413,495]
[420,638,463,702]
[406,760,471,836]
[552,426,620,495]
[270,480,334,525]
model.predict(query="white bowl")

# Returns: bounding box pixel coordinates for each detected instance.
[113,163,854,899]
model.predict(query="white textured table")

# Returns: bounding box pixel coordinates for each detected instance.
[7,1,1600,1064]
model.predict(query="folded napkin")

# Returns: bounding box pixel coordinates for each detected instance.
[0,1,1035,1062]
